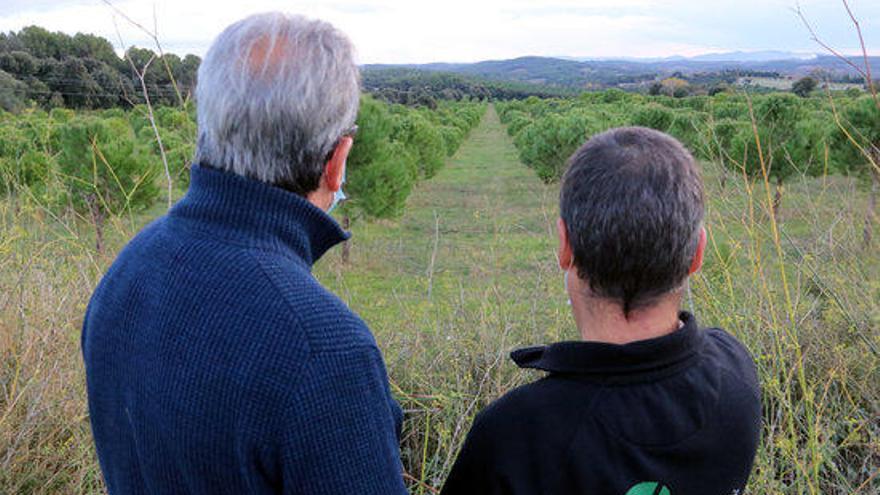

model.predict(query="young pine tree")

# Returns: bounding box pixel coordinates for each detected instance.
[53,115,159,252]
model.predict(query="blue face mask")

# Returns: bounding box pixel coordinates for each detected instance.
[328,168,347,213]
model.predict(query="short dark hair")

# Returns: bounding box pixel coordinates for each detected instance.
[560,126,704,315]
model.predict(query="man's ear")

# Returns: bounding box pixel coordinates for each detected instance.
[557,218,574,271]
[688,227,707,275]
[323,136,353,192]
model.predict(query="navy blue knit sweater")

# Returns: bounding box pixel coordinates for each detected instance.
[82,165,407,494]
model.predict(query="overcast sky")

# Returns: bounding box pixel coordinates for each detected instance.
[0,0,878,63]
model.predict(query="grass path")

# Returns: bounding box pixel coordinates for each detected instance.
[316,107,573,486]
[319,104,570,349]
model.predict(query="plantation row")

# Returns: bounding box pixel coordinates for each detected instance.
[344,97,484,220]
[497,91,879,224]
[0,96,485,249]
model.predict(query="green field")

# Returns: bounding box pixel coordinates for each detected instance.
[2,104,879,494]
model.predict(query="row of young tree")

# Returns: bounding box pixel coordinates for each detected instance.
[0,26,200,112]
[344,96,484,221]
[0,96,485,252]
[497,90,879,244]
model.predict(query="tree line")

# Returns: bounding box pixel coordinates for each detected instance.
[0,26,199,112]
[0,26,555,114]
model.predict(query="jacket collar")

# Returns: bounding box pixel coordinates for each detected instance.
[168,164,350,267]
[511,312,704,382]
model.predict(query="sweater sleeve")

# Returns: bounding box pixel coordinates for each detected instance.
[278,345,407,495]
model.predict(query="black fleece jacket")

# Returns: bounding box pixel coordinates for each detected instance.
[441,312,761,495]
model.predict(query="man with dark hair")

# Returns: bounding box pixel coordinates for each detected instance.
[442,127,761,495]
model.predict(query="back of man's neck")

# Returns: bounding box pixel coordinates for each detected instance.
[571,296,683,345]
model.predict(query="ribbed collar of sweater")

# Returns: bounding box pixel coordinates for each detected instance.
[168,164,350,267]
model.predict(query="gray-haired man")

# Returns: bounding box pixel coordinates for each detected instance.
[82,13,408,494]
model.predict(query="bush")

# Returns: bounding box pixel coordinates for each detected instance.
[631,104,674,132]
[0,69,28,113]
[392,112,445,179]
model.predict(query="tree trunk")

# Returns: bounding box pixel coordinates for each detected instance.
[87,193,105,255]
[341,214,351,264]
[772,176,784,221]
[864,154,879,248]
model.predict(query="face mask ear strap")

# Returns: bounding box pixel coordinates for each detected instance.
[328,188,345,213]
[328,170,347,214]
[564,270,572,306]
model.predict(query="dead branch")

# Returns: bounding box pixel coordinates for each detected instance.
[101,0,185,107]
[111,17,174,209]
[794,1,879,111]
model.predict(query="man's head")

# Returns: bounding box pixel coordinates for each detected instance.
[557,127,706,317]
[195,13,359,208]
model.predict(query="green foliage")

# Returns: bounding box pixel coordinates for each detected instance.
[723,94,828,188]
[132,106,196,186]
[436,124,466,156]
[513,110,606,183]
[49,107,74,123]
[391,112,446,179]
[0,110,55,194]
[348,141,417,219]
[342,96,484,220]
[600,88,630,103]
[631,104,674,132]
[835,96,880,176]
[430,103,484,156]
[52,115,159,217]
[363,68,576,105]
[792,77,818,98]
[0,92,480,234]
[498,90,867,191]
[345,96,413,219]
[709,118,750,165]
[755,93,803,125]
[0,69,27,112]
[710,96,748,120]
[0,26,199,110]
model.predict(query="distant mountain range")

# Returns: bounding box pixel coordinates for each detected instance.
[557,51,818,63]
[364,52,875,89]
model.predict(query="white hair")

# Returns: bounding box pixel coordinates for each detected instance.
[194,12,360,195]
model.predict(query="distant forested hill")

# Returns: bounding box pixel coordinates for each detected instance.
[366,54,878,89]
[0,26,199,112]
